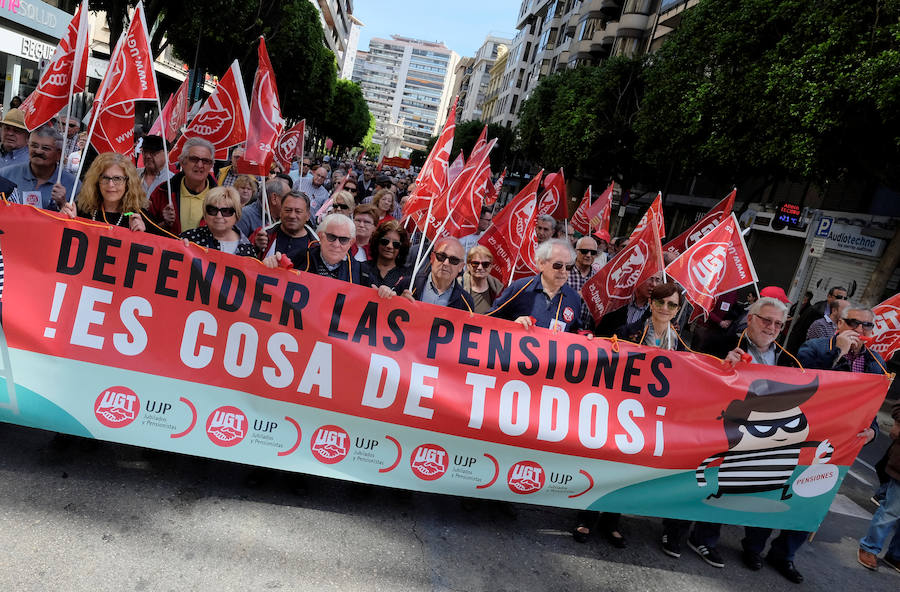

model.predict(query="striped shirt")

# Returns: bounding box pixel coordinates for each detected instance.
[696,443,829,493]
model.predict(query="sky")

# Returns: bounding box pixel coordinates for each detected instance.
[353,0,522,57]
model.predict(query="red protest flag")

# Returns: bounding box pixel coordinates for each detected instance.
[631,191,665,240]
[537,168,568,221]
[237,37,285,176]
[169,60,250,164]
[484,167,506,207]
[664,189,736,256]
[425,137,496,239]
[149,75,190,142]
[273,119,305,175]
[867,293,900,361]
[403,97,457,221]
[665,213,758,321]
[478,172,543,285]
[571,181,614,236]
[447,151,466,185]
[19,0,90,130]
[581,197,665,323]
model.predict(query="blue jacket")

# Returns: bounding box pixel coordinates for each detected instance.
[489,274,582,332]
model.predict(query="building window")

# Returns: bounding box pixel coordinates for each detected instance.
[578,17,601,41]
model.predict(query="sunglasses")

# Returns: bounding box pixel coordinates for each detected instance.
[345,186,358,192]
[469,260,491,269]
[205,205,236,217]
[832,294,847,300]
[752,314,785,329]
[434,251,462,266]
[187,155,214,166]
[379,238,402,249]
[577,249,598,256]
[652,299,680,311]
[332,203,350,210]
[735,413,808,438]
[843,318,875,330]
[322,232,352,245]
[551,262,575,271]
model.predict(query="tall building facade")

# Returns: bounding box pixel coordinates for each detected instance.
[493,0,681,128]
[311,0,357,77]
[458,35,512,122]
[353,36,459,156]
[480,45,509,124]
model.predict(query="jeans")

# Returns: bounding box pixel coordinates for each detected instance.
[860,477,900,559]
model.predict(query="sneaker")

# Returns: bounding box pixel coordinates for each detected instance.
[858,548,879,571]
[661,534,681,558]
[884,555,900,574]
[767,556,804,584]
[688,539,725,568]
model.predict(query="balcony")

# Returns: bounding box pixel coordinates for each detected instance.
[618,12,650,32]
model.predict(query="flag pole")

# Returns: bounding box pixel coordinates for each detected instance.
[408,195,436,289]
[57,0,87,187]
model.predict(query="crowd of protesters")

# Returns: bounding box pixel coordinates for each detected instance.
[0,106,897,584]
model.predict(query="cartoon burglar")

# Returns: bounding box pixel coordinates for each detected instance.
[696,377,832,500]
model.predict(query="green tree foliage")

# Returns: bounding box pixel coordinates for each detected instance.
[361,114,382,160]
[636,0,900,188]
[95,1,338,129]
[516,58,645,187]
[318,80,371,156]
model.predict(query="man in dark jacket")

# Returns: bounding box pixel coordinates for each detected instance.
[402,237,473,311]
[786,285,847,353]
[297,213,371,286]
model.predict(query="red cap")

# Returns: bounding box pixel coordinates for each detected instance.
[592,230,611,244]
[760,286,790,304]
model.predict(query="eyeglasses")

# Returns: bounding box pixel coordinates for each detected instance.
[345,186,358,192]
[187,155,214,166]
[434,251,462,266]
[652,299,680,311]
[67,123,80,129]
[734,413,808,438]
[551,261,575,271]
[205,205,236,217]
[322,232,352,245]
[100,175,127,185]
[832,294,847,300]
[469,260,491,269]
[752,313,785,329]
[332,203,350,210]
[379,238,402,249]
[577,249,598,256]
[842,318,875,330]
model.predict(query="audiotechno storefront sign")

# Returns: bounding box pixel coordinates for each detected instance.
[0,204,890,530]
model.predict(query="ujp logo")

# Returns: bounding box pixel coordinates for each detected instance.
[687,242,728,295]
[410,443,449,481]
[94,386,139,428]
[310,425,350,464]
[507,460,545,494]
[205,405,247,447]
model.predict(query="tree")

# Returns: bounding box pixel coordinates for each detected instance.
[516,58,646,189]
[636,0,900,190]
[318,80,371,156]
[361,113,381,161]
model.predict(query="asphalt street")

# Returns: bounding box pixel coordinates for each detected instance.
[0,407,897,592]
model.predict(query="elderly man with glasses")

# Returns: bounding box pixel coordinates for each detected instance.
[298,213,371,285]
[149,137,218,234]
[0,124,75,210]
[391,237,473,311]
[488,238,582,332]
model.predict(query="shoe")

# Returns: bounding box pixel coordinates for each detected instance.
[602,529,626,549]
[767,556,804,583]
[742,549,763,571]
[870,496,882,507]
[883,555,900,574]
[688,539,725,568]
[573,525,590,544]
[661,534,681,558]
[857,548,878,571]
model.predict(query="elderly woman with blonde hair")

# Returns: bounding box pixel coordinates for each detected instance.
[61,151,149,232]
[462,245,503,314]
[179,186,256,257]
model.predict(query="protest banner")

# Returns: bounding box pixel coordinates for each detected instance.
[0,203,890,530]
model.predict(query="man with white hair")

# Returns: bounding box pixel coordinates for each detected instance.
[489,238,583,332]
[535,214,555,244]
[149,137,217,234]
[0,124,75,210]
[298,213,371,285]
[399,236,473,311]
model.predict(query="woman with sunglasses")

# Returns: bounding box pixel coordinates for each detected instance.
[179,186,256,257]
[462,246,503,314]
[328,190,355,218]
[61,152,150,233]
[365,220,411,289]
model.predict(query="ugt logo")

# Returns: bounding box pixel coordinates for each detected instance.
[507,460,546,495]
[310,425,350,464]
[205,406,247,447]
[94,386,139,428]
[410,444,449,481]
[688,242,729,296]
